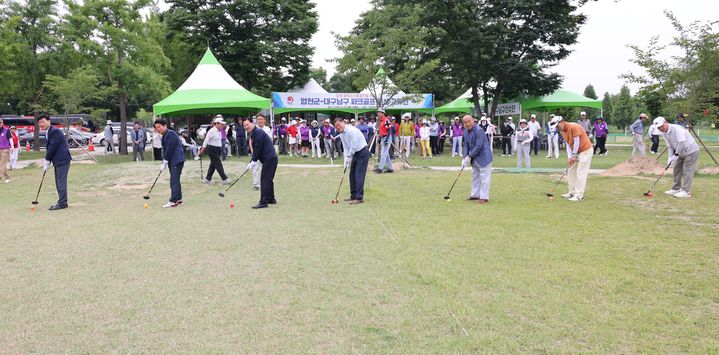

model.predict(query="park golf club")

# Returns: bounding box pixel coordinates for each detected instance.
[331,166,348,204]
[143,169,163,200]
[199,155,203,181]
[643,160,673,197]
[443,165,465,201]
[546,166,570,199]
[218,168,251,198]
[31,170,47,205]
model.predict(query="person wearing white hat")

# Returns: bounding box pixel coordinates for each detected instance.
[198,117,230,184]
[309,120,322,159]
[653,116,699,198]
[321,119,336,159]
[629,113,648,156]
[528,114,541,155]
[514,119,534,168]
[551,115,593,201]
[287,119,299,157]
[500,117,514,156]
[375,108,394,173]
[545,114,559,158]
[103,120,115,155]
[578,111,591,139]
[481,116,496,152]
[429,117,440,156]
[450,116,463,157]
[399,113,415,160]
[419,120,432,159]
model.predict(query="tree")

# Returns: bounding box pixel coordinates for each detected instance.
[64,0,171,155]
[612,85,634,130]
[43,66,100,130]
[582,84,600,119]
[164,0,318,96]
[2,0,59,150]
[310,67,328,88]
[409,0,587,117]
[602,92,613,124]
[327,71,356,93]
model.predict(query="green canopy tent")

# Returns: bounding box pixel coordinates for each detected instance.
[435,89,483,115]
[521,89,602,111]
[153,49,270,116]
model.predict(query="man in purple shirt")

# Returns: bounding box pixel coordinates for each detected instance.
[592,117,608,156]
[450,117,463,157]
[276,117,288,155]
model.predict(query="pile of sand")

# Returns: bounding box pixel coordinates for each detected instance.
[700,166,719,175]
[601,156,667,177]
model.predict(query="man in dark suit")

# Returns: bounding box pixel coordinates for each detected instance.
[38,114,72,210]
[244,114,277,209]
[154,119,186,208]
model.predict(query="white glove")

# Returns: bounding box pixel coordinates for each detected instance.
[247,161,258,170]
[160,160,168,171]
[344,156,351,169]
[43,159,51,171]
[668,155,678,165]
[461,156,470,168]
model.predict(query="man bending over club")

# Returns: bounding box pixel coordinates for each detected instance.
[461,114,493,204]
[244,116,278,209]
[334,118,369,204]
[551,115,593,202]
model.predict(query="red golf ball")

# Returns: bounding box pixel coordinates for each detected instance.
[230,202,235,208]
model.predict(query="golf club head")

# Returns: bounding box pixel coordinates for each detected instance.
[218,192,225,198]
[331,199,338,204]
[142,195,150,200]
[643,192,653,197]
[443,196,450,200]
[31,201,39,205]
[546,193,554,197]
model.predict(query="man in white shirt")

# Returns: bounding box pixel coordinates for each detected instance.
[527,114,542,156]
[335,118,369,204]
[198,116,230,184]
[653,117,700,198]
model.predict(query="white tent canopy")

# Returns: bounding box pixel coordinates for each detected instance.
[290,78,328,94]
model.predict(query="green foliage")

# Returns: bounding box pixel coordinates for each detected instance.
[310,67,328,88]
[43,66,100,122]
[582,84,600,119]
[164,0,318,96]
[327,71,356,93]
[602,92,614,123]
[612,85,635,130]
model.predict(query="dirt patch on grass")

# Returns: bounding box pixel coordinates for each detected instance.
[601,157,667,177]
[699,166,719,175]
[112,183,148,190]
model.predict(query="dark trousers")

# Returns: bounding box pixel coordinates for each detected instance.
[153,147,162,160]
[236,137,248,156]
[532,138,539,155]
[206,145,227,181]
[278,137,287,154]
[221,139,228,160]
[438,137,445,154]
[133,144,145,161]
[259,157,278,204]
[54,163,70,206]
[502,137,512,154]
[650,135,660,153]
[350,147,369,200]
[594,136,607,155]
[430,136,438,155]
[169,162,183,202]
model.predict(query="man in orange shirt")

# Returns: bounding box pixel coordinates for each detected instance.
[550,115,593,201]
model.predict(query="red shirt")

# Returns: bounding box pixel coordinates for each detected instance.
[379,116,389,137]
[11,132,18,147]
[287,125,298,138]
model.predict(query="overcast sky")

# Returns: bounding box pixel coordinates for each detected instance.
[309,0,719,96]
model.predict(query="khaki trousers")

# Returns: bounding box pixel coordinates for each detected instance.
[567,149,593,199]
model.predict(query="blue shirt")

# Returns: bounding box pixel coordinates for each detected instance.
[161,129,185,166]
[45,126,72,166]
[463,125,492,167]
[340,124,368,158]
[251,126,277,163]
[629,119,644,135]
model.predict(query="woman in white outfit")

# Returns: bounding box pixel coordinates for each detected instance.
[546,114,559,158]
[514,119,534,168]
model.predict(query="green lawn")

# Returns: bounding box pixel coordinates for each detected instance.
[1,159,718,352]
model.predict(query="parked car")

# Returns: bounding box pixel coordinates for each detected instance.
[92,125,153,146]
[196,124,210,139]
[19,128,93,148]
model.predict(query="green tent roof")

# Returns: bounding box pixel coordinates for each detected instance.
[153,49,270,116]
[435,88,602,114]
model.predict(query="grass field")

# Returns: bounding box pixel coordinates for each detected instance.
[1,148,718,352]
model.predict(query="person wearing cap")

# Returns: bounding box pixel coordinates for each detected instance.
[592,117,609,156]
[375,108,394,173]
[630,113,648,156]
[286,119,298,158]
[500,117,515,156]
[461,114,492,204]
[429,117,439,156]
[198,117,230,185]
[545,114,559,158]
[514,119,534,168]
[309,120,322,159]
[419,120,432,159]
[528,114,542,156]
[276,117,288,155]
[103,120,115,155]
[648,118,661,154]
[298,120,310,158]
[154,118,186,208]
[399,113,415,160]
[244,115,278,209]
[9,126,19,170]
[450,117,463,157]
[507,116,516,150]
[438,121,447,155]
[552,115,593,201]
[653,117,699,198]
[357,117,369,142]
[484,117,496,152]
[578,111,591,141]
[321,119,336,159]
[0,117,14,182]
[334,118,369,204]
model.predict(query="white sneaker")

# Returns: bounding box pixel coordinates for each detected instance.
[664,189,680,195]
[162,201,176,208]
[545,155,551,158]
[221,179,231,185]
[561,193,573,199]
[202,179,211,184]
[194,156,200,161]
[673,190,691,198]
[4,179,10,183]
[568,195,584,202]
